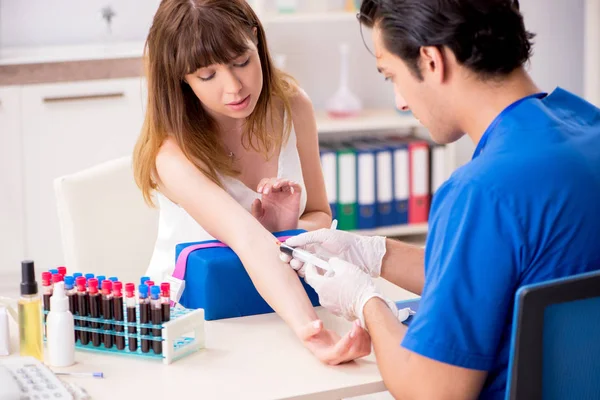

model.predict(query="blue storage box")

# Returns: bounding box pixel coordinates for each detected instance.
[174,229,320,320]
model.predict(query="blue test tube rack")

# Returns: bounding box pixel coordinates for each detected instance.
[43,306,204,365]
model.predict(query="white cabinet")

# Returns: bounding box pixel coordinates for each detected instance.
[0,86,25,273]
[21,78,146,270]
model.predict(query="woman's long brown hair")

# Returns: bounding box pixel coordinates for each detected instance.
[133,0,296,205]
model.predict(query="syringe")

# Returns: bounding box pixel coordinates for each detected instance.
[279,243,331,272]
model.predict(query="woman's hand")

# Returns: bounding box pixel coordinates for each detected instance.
[251,178,302,232]
[298,319,372,365]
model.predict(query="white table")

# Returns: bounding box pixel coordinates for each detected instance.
[5,279,417,400]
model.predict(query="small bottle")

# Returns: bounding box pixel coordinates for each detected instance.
[57,266,67,278]
[18,260,43,361]
[47,281,75,367]
[140,276,150,286]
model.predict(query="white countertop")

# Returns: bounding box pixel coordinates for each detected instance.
[0,41,145,66]
[2,278,416,399]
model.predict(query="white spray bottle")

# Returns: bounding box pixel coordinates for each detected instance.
[47,281,75,367]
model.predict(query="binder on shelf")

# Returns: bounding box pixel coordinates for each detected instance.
[319,143,338,220]
[407,140,431,224]
[353,141,377,230]
[385,138,410,225]
[431,143,446,195]
[335,143,357,231]
[373,141,395,227]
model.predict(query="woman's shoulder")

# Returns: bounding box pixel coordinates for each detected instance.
[284,84,314,124]
[155,136,208,180]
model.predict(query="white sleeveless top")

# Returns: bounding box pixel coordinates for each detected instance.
[145,116,307,282]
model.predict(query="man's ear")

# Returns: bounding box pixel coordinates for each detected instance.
[420,46,446,83]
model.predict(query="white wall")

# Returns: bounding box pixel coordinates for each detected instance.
[0,0,587,166]
[0,0,161,47]
[520,0,585,96]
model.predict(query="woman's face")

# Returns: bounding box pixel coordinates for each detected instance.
[185,39,264,121]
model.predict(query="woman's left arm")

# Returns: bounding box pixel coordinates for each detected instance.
[291,89,333,231]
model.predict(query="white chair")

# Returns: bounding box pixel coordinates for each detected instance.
[54,156,159,284]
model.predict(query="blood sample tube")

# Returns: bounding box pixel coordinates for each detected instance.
[101,280,114,349]
[52,273,63,285]
[140,276,150,286]
[41,272,52,336]
[97,276,106,290]
[160,283,170,323]
[85,274,95,286]
[64,276,78,342]
[109,276,118,282]
[87,278,101,347]
[125,283,137,352]
[57,266,67,277]
[139,284,150,353]
[41,272,52,314]
[76,277,89,345]
[150,286,162,355]
[112,282,125,350]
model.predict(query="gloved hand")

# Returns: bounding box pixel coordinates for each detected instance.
[304,257,399,329]
[280,229,387,278]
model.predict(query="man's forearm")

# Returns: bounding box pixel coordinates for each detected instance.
[381,239,425,295]
[363,297,410,398]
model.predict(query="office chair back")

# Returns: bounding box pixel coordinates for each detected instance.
[54,156,159,284]
[506,270,600,400]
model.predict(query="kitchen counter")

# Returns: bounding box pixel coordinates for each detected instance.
[0,41,145,86]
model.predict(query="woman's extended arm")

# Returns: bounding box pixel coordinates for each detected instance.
[155,138,318,335]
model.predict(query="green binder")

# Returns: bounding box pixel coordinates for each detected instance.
[336,144,357,231]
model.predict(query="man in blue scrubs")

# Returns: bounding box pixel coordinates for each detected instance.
[282,0,600,398]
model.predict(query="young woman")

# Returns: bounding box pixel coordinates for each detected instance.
[132,0,370,364]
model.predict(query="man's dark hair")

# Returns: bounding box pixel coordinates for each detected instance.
[359,0,535,80]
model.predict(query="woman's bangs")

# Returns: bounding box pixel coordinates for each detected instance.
[178,21,252,76]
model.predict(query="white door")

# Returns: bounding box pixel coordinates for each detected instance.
[0,86,26,274]
[21,77,146,270]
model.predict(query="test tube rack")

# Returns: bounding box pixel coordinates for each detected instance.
[43,306,205,365]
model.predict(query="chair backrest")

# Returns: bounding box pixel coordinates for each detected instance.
[506,270,600,400]
[54,156,159,284]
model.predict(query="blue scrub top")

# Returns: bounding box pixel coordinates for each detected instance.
[402,87,600,399]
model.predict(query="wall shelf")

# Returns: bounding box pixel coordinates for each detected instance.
[262,11,357,25]
[352,223,429,237]
[316,109,421,134]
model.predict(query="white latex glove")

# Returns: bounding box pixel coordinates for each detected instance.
[280,229,386,278]
[304,257,399,329]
